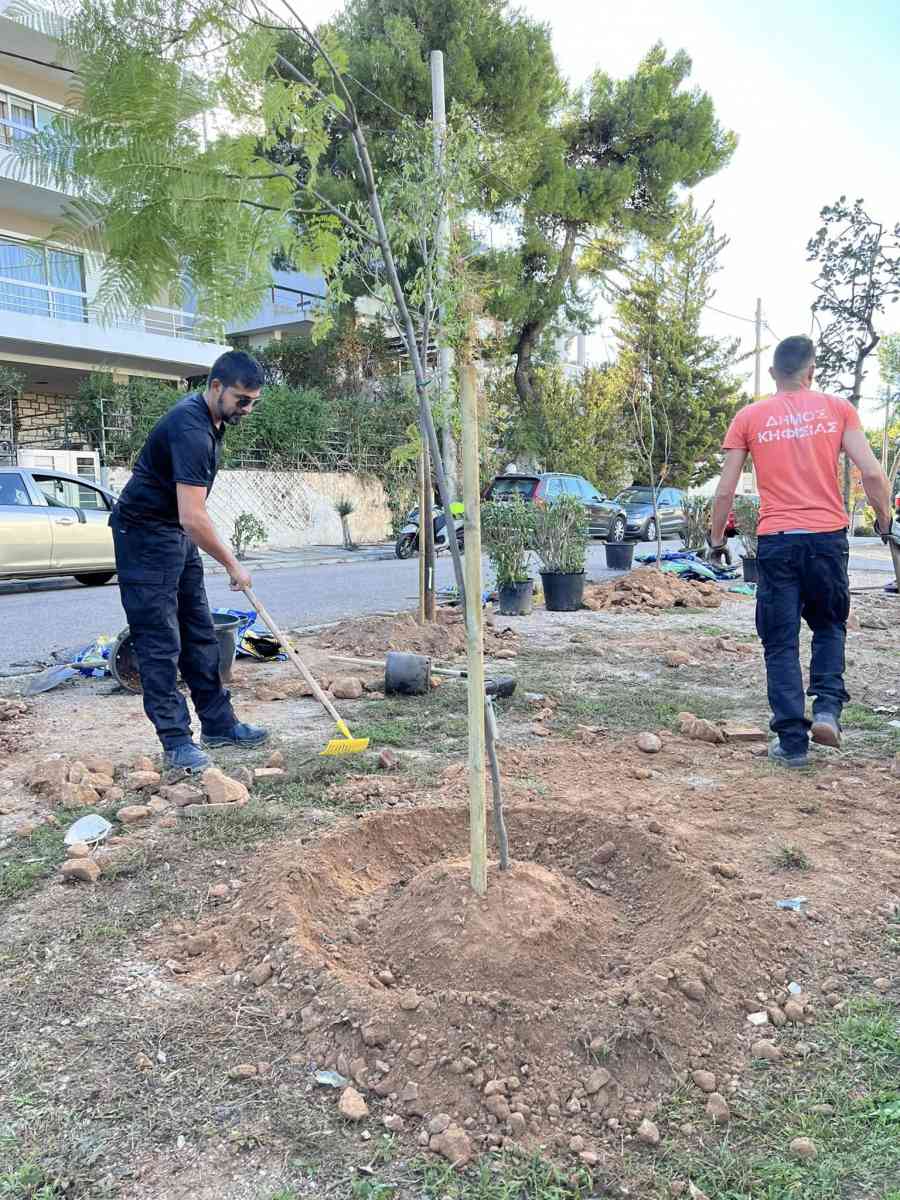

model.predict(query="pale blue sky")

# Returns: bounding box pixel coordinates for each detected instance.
[300,0,900,419]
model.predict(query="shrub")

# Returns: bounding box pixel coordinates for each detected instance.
[481,499,534,588]
[230,512,268,559]
[733,494,760,558]
[533,494,589,575]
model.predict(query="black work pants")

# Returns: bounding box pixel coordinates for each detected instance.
[755,529,850,756]
[111,516,236,748]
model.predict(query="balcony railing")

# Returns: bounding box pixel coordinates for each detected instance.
[0,277,223,342]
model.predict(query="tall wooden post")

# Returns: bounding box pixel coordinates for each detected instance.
[422,439,436,621]
[417,444,426,625]
[460,359,486,896]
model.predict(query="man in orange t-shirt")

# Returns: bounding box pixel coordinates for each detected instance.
[710,335,892,767]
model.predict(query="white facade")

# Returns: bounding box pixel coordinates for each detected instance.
[0,9,230,454]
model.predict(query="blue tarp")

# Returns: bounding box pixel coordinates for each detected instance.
[633,550,739,581]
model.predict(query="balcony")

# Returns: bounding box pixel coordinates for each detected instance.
[227,268,326,342]
[0,278,230,377]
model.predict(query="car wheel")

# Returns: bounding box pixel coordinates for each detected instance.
[74,572,115,586]
[643,518,658,542]
[395,533,417,559]
[609,516,626,543]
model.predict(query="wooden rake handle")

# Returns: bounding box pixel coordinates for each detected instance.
[242,587,344,728]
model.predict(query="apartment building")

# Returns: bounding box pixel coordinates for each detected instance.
[0,5,325,471]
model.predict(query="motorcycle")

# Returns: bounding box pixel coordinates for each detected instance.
[395,505,464,559]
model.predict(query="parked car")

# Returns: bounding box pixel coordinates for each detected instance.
[482,472,628,541]
[0,466,117,585]
[614,486,686,541]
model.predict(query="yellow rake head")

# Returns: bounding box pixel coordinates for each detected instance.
[320,718,370,757]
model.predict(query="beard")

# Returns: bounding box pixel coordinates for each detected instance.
[224,411,244,426]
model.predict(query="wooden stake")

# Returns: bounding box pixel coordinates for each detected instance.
[422,437,436,621]
[417,443,426,625]
[461,359,487,896]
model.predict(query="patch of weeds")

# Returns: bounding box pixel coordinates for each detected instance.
[841,702,883,730]
[351,1180,396,1200]
[550,685,736,735]
[185,800,290,850]
[355,691,468,749]
[651,998,900,1200]
[0,822,67,903]
[416,1154,596,1198]
[0,1135,61,1199]
[772,844,811,870]
[886,911,900,956]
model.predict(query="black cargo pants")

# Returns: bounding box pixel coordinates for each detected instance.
[111,515,236,748]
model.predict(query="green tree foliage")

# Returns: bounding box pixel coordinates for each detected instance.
[485,364,630,494]
[615,201,743,487]
[485,44,736,413]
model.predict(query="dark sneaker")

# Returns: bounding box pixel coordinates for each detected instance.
[768,741,809,769]
[163,742,210,772]
[811,713,841,748]
[202,722,269,749]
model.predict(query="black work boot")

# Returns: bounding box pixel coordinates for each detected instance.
[202,722,269,749]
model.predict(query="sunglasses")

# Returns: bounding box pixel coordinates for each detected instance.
[232,392,259,410]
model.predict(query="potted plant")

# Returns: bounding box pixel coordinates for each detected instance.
[733,495,759,582]
[481,499,535,615]
[533,493,589,611]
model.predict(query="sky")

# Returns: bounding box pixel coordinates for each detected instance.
[298,0,900,422]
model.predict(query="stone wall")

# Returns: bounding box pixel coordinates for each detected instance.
[108,466,391,549]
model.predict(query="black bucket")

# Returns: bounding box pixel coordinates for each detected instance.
[604,541,635,571]
[385,650,432,695]
[110,611,240,694]
[540,571,585,612]
[498,579,533,616]
[741,555,759,584]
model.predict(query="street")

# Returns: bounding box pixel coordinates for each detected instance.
[0,538,893,674]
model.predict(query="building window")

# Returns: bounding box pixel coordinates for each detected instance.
[0,88,59,146]
[0,236,87,322]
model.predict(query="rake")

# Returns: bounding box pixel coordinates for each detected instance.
[242,587,369,756]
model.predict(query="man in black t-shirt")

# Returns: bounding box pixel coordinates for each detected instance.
[112,350,269,771]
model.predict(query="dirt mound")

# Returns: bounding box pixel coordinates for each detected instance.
[371,858,617,1000]
[156,798,790,1156]
[584,568,722,612]
[309,607,518,660]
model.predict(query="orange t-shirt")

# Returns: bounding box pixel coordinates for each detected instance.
[722,389,861,535]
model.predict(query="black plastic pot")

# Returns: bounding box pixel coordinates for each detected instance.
[110,611,240,694]
[604,541,635,571]
[540,570,585,612]
[497,578,533,616]
[741,555,759,584]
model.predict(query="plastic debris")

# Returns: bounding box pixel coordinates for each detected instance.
[776,896,807,911]
[64,814,113,847]
[787,981,802,995]
[213,608,285,661]
[313,1070,349,1088]
[747,1011,769,1026]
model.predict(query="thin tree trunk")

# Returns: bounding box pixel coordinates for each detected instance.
[511,225,579,412]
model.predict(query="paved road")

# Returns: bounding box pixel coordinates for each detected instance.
[0,538,893,673]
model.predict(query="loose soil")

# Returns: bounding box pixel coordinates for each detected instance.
[1,568,899,1197]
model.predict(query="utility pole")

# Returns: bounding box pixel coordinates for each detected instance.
[753,297,763,398]
[430,49,457,501]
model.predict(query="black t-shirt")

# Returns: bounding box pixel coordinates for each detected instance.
[115,392,226,527]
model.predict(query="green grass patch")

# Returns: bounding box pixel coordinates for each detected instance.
[841,702,884,731]
[0,822,68,904]
[415,1154,595,1199]
[0,1134,62,1199]
[552,686,737,734]
[354,690,469,750]
[184,799,291,850]
[651,998,900,1199]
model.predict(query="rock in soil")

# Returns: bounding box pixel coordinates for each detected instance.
[117,804,152,823]
[228,1063,258,1081]
[202,768,250,806]
[429,1123,473,1167]
[338,1086,369,1121]
[266,750,286,769]
[332,676,364,700]
[125,770,161,790]
[789,1137,817,1161]
[637,1118,661,1146]
[66,841,90,859]
[751,1039,781,1061]
[691,1070,717,1093]
[637,732,662,754]
[705,1093,731,1123]
[61,858,101,883]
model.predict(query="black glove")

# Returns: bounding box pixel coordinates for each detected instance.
[706,534,729,566]
[875,516,897,545]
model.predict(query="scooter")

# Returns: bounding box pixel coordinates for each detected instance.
[395,505,464,559]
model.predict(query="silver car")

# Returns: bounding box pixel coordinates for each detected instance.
[0,465,117,585]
